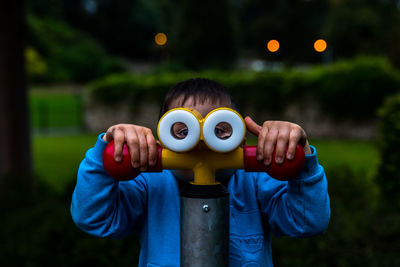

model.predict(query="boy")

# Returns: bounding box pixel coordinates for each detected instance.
[71,78,330,266]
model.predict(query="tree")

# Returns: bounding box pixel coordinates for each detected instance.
[61,0,162,60]
[173,0,238,69]
[0,0,32,189]
[323,0,400,65]
[239,0,329,64]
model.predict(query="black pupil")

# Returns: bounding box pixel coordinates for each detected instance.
[179,128,188,137]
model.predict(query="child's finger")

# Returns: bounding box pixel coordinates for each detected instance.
[256,124,269,161]
[103,129,114,142]
[275,128,290,164]
[287,129,302,160]
[263,128,278,165]
[146,132,157,167]
[244,116,262,136]
[113,128,125,162]
[137,130,148,171]
[126,130,140,168]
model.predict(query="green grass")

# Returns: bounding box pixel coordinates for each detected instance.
[29,89,83,129]
[311,139,379,176]
[33,134,98,192]
[33,134,379,191]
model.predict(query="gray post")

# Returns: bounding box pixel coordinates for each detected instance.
[180,184,229,267]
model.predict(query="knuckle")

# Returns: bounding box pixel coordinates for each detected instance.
[115,124,125,130]
[114,132,124,140]
[114,127,125,135]
[290,128,301,137]
[289,134,299,143]
[278,134,287,142]
[262,121,271,128]
[127,136,138,146]
[138,126,148,134]
[139,143,148,150]
[148,138,156,146]
[129,125,139,132]
[266,130,277,139]
[292,124,302,132]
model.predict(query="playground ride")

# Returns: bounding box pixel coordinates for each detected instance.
[103,107,305,267]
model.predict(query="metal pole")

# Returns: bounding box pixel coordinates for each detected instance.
[180,183,229,267]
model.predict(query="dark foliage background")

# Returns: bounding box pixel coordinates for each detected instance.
[2,0,400,266]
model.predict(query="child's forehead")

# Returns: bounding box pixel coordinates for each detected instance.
[169,96,232,117]
[170,95,232,107]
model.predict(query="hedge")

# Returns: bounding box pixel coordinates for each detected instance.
[88,57,400,120]
[375,93,400,206]
[27,16,126,83]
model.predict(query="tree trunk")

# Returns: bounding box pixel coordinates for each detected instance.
[0,0,32,186]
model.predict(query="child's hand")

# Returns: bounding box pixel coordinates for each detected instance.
[244,116,312,165]
[103,124,158,171]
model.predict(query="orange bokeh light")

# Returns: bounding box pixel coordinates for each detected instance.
[155,33,167,46]
[314,39,327,52]
[267,40,280,53]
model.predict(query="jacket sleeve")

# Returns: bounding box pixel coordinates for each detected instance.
[70,134,147,239]
[255,146,330,238]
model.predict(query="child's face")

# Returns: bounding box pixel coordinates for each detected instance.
[167,96,235,182]
[169,96,234,140]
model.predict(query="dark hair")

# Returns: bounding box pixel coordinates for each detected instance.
[159,78,236,118]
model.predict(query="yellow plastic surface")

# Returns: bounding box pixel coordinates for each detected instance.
[157,107,246,185]
[162,146,244,185]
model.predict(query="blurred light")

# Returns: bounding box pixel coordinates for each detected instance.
[314,39,327,52]
[267,40,280,52]
[155,33,167,46]
[251,60,266,72]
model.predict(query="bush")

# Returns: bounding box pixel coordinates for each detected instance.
[309,57,400,119]
[87,72,190,108]
[375,93,400,205]
[87,70,289,117]
[88,57,400,121]
[372,94,400,264]
[273,167,381,266]
[27,16,126,84]
[26,46,48,81]
[0,179,141,267]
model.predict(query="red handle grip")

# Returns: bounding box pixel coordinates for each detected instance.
[103,141,306,181]
[102,140,162,181]
[243,144,306,180]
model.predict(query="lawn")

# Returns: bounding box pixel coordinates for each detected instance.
[33,134,379,191]
[29,88,83,130]
[311,139,379,175]
[33,134,98,192]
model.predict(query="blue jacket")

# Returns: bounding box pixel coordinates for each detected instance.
[71,135,330,266]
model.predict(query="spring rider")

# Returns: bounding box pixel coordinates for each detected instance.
[103,108,305,267]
